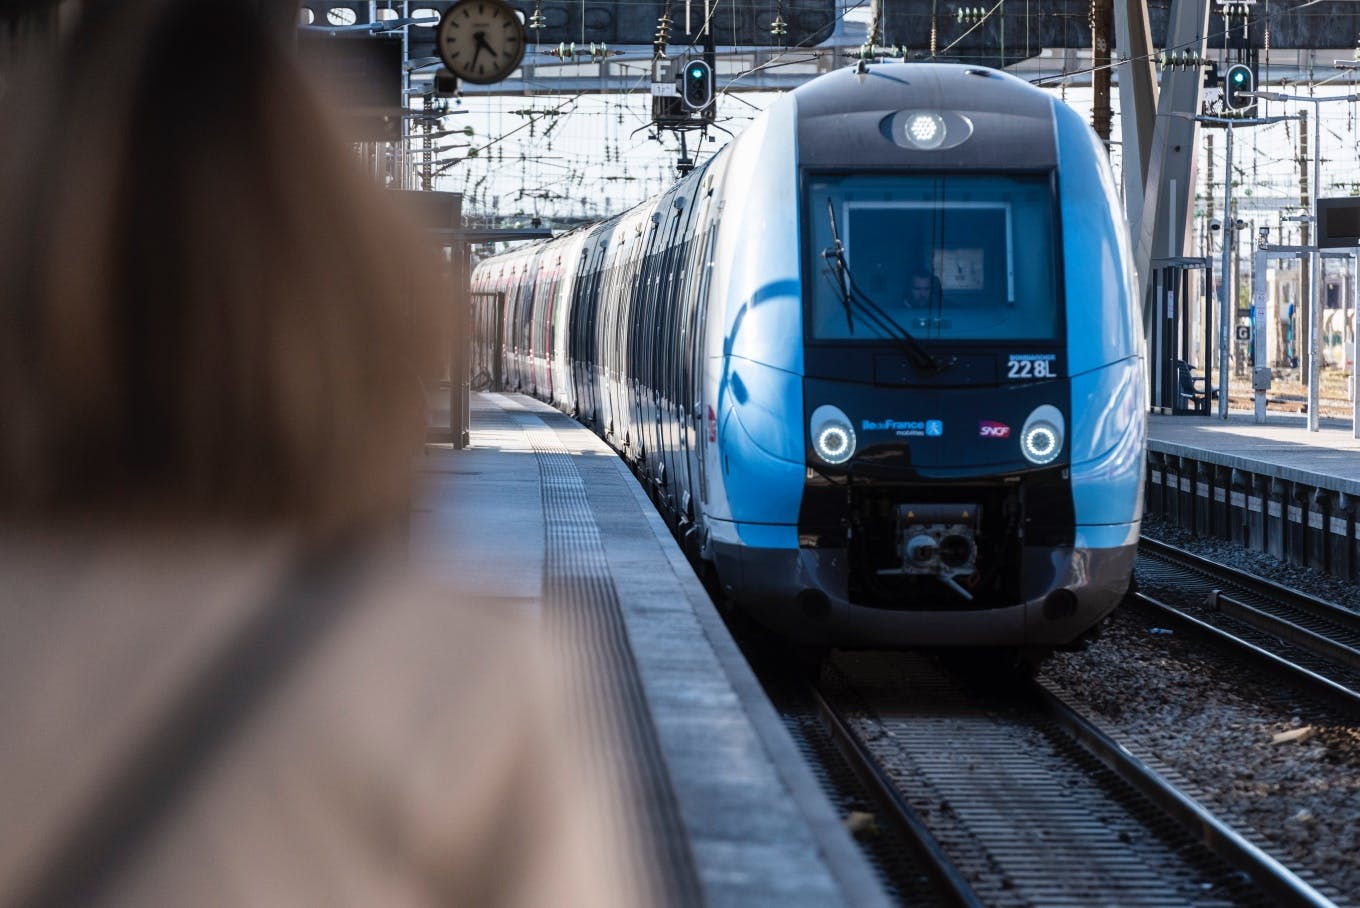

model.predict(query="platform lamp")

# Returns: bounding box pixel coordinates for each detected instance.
[1246,87,1360,432]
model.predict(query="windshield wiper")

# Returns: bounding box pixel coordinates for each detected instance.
[821,199,945,374]
[820,198,855,334]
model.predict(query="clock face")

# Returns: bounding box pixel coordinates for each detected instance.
[436,0,526,86]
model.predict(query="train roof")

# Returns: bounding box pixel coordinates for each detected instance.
[791,62,1059,171]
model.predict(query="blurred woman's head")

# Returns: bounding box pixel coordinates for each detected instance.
[0,0,444,535]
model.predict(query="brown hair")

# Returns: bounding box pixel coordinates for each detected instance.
[0,0,445,533]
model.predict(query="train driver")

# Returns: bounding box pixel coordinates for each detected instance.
[905,266,943,309]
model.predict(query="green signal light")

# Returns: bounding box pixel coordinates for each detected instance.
[690,67,704,78]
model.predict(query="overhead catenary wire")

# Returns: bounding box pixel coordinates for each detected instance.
[411,0,1360,225]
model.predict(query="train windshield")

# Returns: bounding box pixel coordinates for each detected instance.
[806,173,1060,342]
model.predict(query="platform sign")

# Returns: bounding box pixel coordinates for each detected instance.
[1317,198,1360,249]
[297,33,402,141]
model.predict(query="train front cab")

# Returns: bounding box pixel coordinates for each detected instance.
[710,68,1145,652]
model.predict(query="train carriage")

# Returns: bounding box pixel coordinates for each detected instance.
[472,62,1146,658]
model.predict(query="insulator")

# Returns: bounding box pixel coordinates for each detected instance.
[770,13,787,36]
[529,3,545,30]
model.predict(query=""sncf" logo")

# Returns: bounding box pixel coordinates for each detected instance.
[979,421,1011,438]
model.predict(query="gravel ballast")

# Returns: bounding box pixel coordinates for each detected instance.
[1040,518,1360,903]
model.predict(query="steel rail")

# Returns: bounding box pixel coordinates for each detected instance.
[1206,588,1360,671]
[1032,681,1338,908]
[1140,537,1360,638]
[808,684,985,908]
[1137,537,1360,704]
[1127,592,1360,715]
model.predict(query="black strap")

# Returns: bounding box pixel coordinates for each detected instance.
[15,541,369,908]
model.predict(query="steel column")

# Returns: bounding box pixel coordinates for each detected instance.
[1131,0,1211,305]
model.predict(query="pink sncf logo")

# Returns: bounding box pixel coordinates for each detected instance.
[979,421,1011,439]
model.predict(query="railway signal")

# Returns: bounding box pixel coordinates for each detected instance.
[1224,62,1254,110]
[682,59,713,110]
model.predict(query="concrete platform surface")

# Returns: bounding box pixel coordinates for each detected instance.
[412,391,889,907]
[1149,411,1360,496]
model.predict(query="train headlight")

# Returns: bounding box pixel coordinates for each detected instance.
[1020,404,1065,465]
[905,113,946,149]
[885,110,974,152]
[810,404,857,465]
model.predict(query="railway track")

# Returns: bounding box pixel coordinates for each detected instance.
[1136,537,1360,714]
[807,652,1336,907]
[742,539,1360,905]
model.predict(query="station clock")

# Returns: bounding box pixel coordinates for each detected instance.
[436,0,526,86]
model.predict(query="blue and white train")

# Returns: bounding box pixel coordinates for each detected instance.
[471,62,1146,657]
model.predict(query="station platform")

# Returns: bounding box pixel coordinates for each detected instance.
[412,391,888,907]
[1148,411,1360,496]
[1146,410,1360,579]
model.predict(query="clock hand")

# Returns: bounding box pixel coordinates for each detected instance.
[473,31,498,57]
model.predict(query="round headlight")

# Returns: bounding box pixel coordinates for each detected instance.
[810,404,857,465]
[885,111,974,152]
[906,113,946,149]
[1020,404,1065,465]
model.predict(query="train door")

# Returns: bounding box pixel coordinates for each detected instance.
[515,257,538,393]
[678,191,705,521]
[634,226,659,471]
[578,242,605,424]
[538,257,557,401]
[504,261,523,391]
[689,220,718,509]
[630,229,652,466]
[658,205,687,518]
[514,262,527,394]
[648,215,675,490]
[551,243,578,413]
[603,239,626,446]
[669,210,698,526]
[618,231,641,460]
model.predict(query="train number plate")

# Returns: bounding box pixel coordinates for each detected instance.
[1006,353,1058,380]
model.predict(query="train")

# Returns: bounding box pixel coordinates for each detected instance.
[470,62,1147,658]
